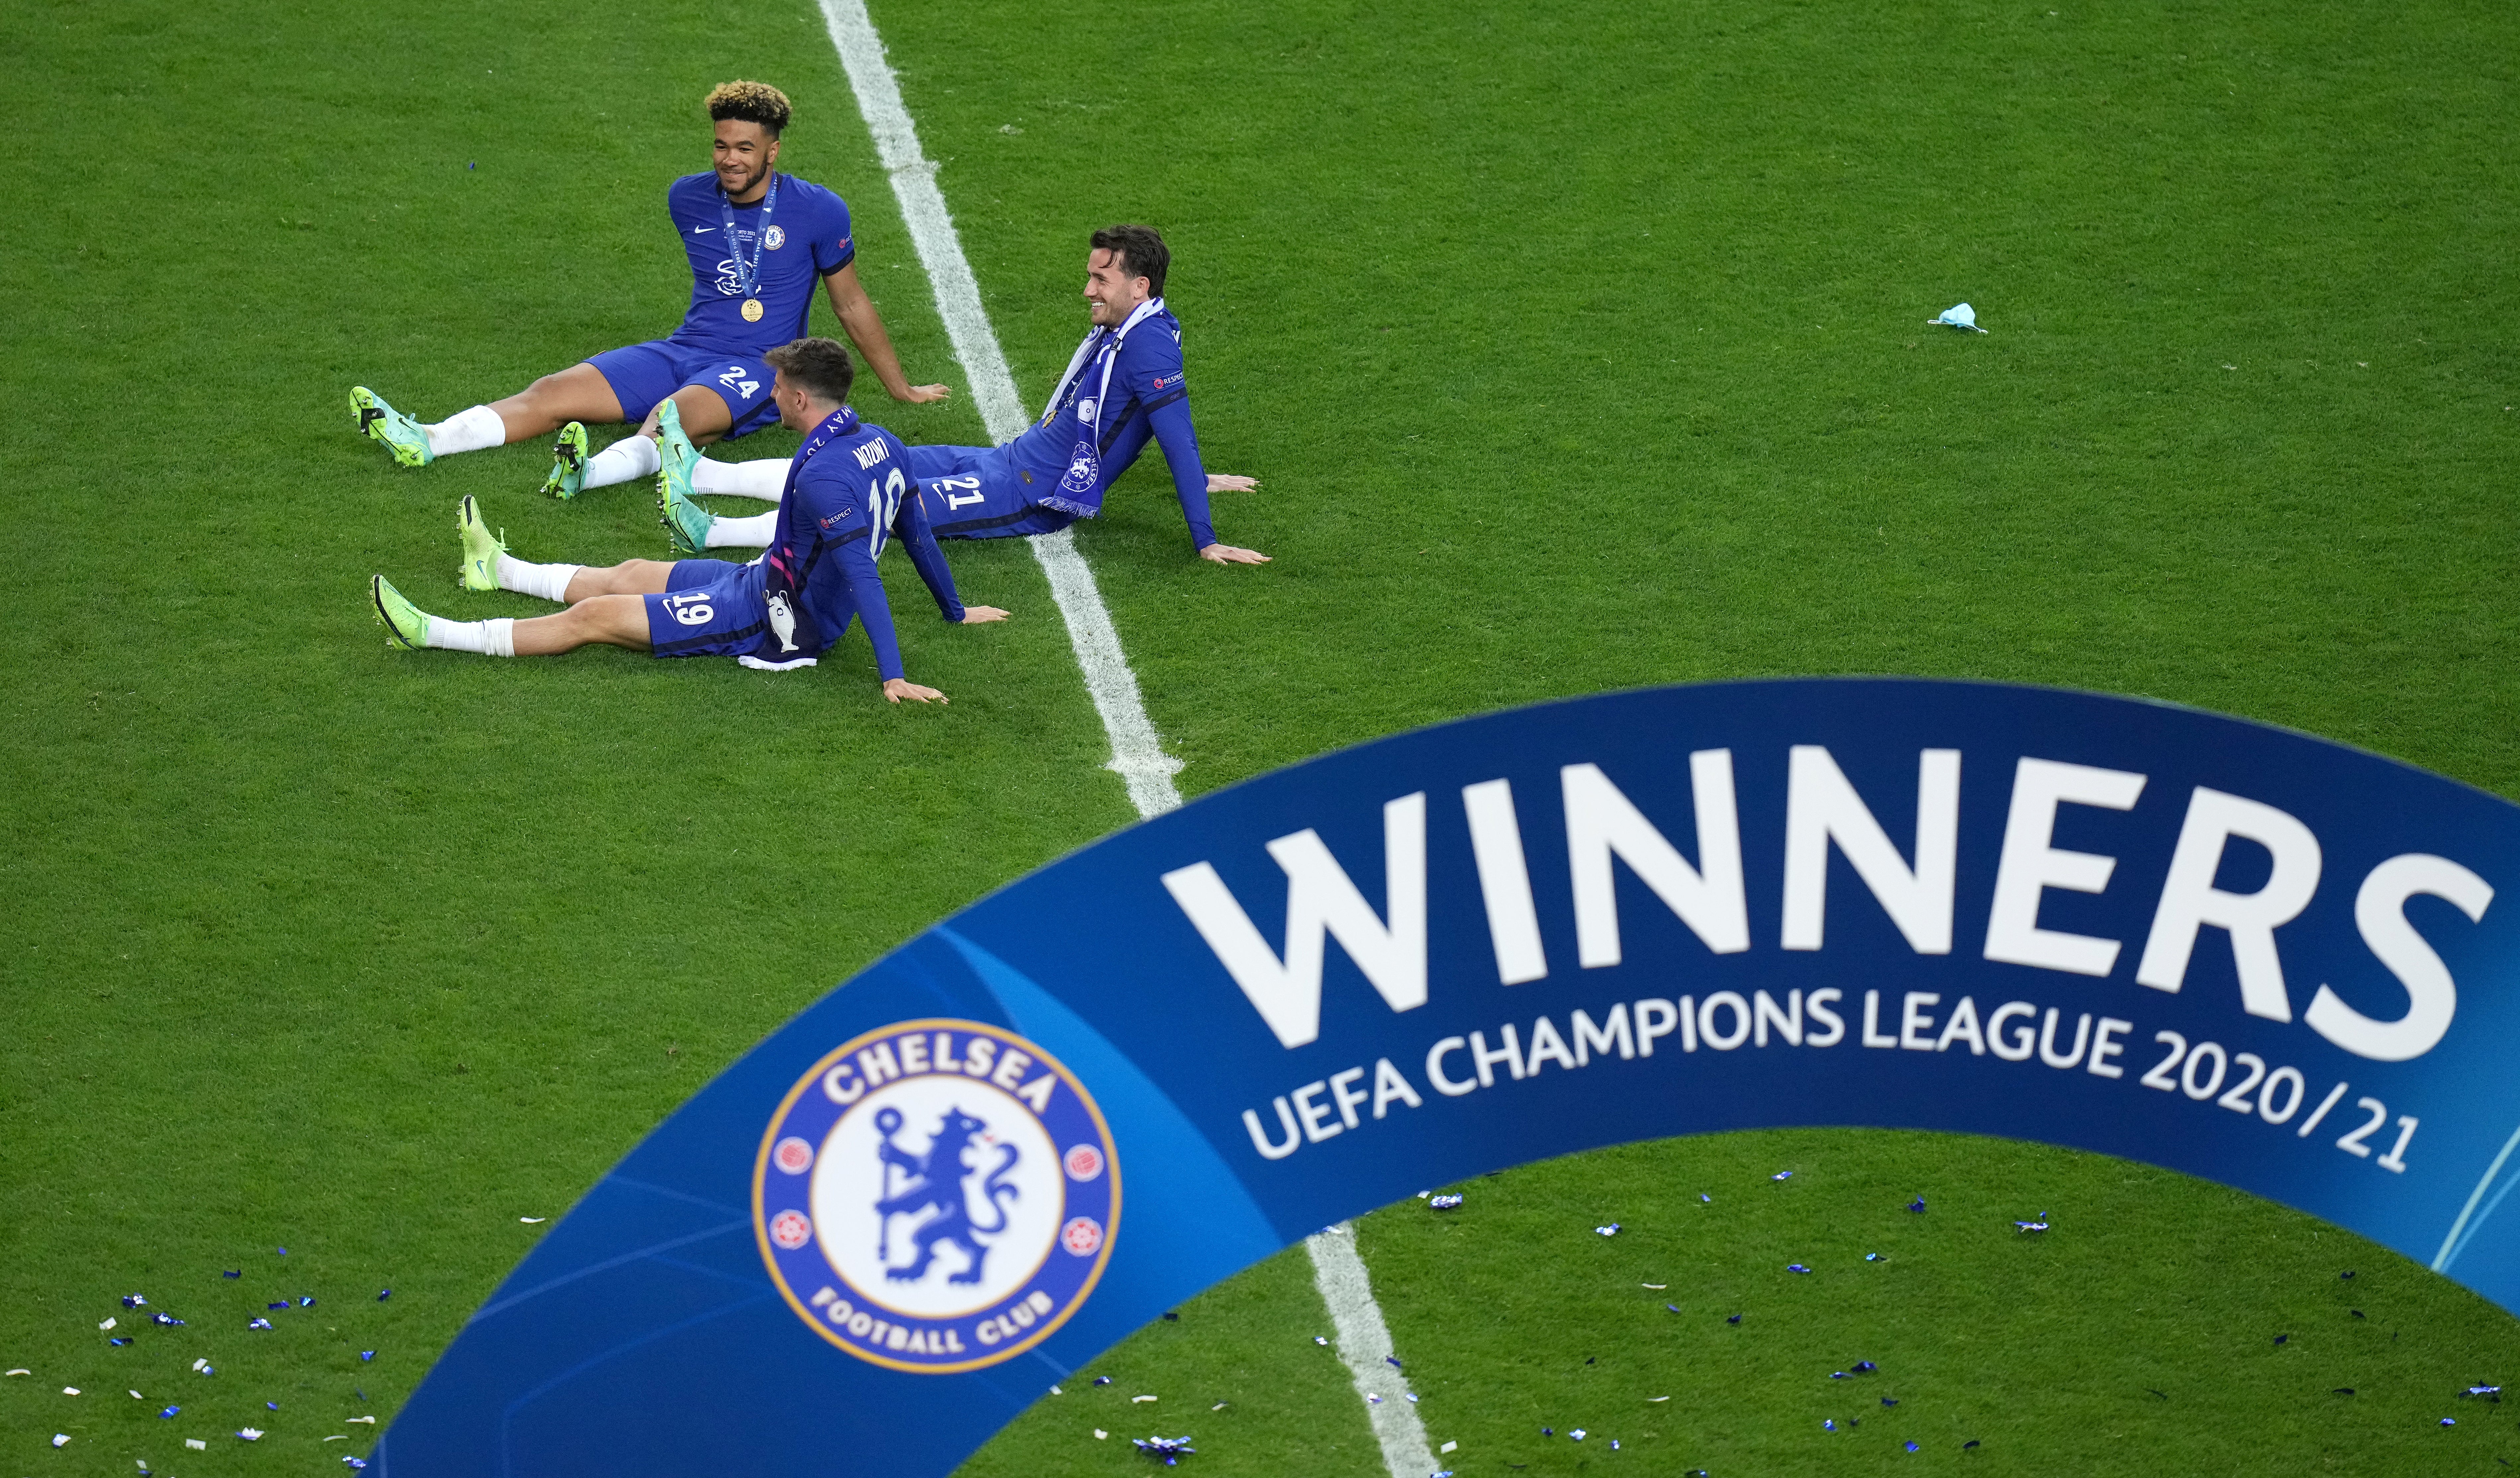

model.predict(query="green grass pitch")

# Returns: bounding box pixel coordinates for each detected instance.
[4,0,2518,1472]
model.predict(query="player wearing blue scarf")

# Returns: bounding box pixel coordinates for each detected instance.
[369,339,1006,703]
[683,226,1269,566]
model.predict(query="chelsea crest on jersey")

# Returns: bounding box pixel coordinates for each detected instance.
[753,1020,1119,1373]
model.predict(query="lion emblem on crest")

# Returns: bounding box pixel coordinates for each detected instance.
[873,1105,1021,1284]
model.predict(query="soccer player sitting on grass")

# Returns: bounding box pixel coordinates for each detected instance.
[348,80,948,503]
[370,339,1006,704]
[665,225,1270,566]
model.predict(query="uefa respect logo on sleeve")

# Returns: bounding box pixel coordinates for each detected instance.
[752,1020,1120,1373]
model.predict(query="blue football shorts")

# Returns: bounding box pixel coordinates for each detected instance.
[908,443,1075,540]
[588,342,782,440]
[644,558,773,658]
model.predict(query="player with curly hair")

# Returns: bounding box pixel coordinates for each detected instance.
[349,81,949,502]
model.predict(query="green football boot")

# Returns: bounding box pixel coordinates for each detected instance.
[457,495,506,592]
[372,575,433,650]
[349,386,434,467]
[659,466,717,557]
[655,401,711,555]
[541,421,590,499]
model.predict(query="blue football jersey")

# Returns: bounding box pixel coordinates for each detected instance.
[663,172,856,358]
[761,410,963,678]
[1000,302,1215,546]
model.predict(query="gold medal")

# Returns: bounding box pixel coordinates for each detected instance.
[742,297,764,323]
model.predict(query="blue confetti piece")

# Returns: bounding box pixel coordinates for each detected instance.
[1907,1440,1921,1452]
[1541,1427,1553,1437]
[2465,1385,2502,1398]
[157,1406,179,1419]
[1571,1429,1587,1441]
[1865,1252,1883,1262]
[1595,1224,1620,1236]
[2014,1220,2049,1233]
[1788,1264,1811,1274]
[1773,1171,1793,1182]
[1908,1198,1927,1214]
[1386,1356,1402,1370]
[300,1296,316,1307]
[345,1460,368,1471]
[1831,1371,1850,1380]
[222,1271,241,1279]
[248,1318,272,1331]
[377,1289,392,1301]
[1430,1194,1463,1210]
[1699,1194,1711,1203]
[1728,1314,1742,1324]
[1824,1419,1837,1432]
[122,1294,148,1308]
[277,1248,287,1256]
[1854,1361,1877,1373]
[1666,1304,1681,1314]
[360,1351,375,1362]
[2341,1270,2355,1279]
[151,1313,184,1326]
[2274,1334,2289,1345]
[2442,1418,2457,1427]
[268,1303,289,1311]
[1965,1439,1981,1449]
[109,1338,129,1347]
[1883,1397,1899,1407]
[1093,1376,1112,1386]
[1611,1439,1620,1450]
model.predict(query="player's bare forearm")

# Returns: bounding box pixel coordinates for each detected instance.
[825,266,950,403]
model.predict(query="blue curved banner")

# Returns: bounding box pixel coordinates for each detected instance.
[374,678,2520,1476]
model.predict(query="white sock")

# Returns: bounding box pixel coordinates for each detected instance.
[423,405,506,458]
[691,456,789,501]
[706,510,779,549]
[427,617,517,656]
[496,554,580,603]
[584,435,661,489]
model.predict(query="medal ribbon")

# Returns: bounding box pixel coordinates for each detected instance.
[719,172,781,300]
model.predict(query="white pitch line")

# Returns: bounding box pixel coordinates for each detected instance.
[820,5,1433,1473]
[821,0,1181,817]
[1307,1223,1444,1477]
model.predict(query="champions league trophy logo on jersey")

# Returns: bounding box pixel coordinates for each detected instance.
[764,591,801,654]
[754,1020,1119,1372]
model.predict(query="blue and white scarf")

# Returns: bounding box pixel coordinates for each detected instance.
[1038,297,1165,512]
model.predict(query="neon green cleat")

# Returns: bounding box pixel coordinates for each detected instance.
[457,495,507,592]
[659,467,716,557]
[542,421,590,499]
[656,401,712,555]
[350,386,434,467]
[372,575,433,649]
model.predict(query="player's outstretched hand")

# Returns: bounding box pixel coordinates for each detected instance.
[1206,473,1259,493]
[883,678,948,704]
[1199,543,1272,565]
[958,606,1011,624]
[894,383,954,403]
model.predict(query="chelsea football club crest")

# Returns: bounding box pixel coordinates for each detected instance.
[754,1020,1119,1373]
